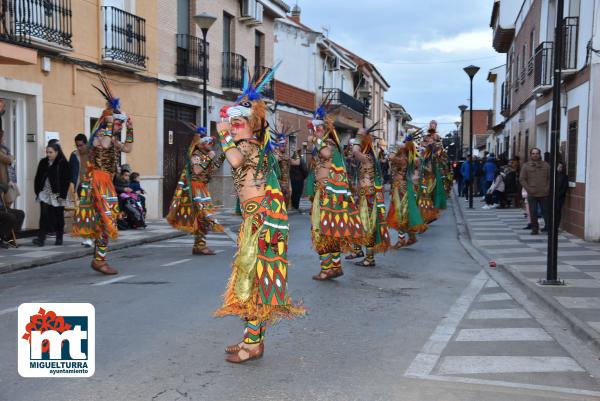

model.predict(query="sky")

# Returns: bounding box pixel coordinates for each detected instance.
[296,0,506,134]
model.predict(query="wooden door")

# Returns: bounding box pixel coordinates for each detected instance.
[163,101,197,216]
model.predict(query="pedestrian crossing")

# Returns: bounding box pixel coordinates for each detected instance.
[462,205,600,347]
[141,232,235,249]
[405,271,600,396]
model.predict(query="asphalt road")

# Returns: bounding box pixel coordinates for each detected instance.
[1,204,599,401]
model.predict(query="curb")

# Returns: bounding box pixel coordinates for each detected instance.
[451,186,600,354]
[0,229,188,275]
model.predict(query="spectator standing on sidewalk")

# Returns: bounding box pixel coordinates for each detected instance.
[33,142,71,246]
[519,148,550,235]
[460,156,472,199]
[483,153,498,196]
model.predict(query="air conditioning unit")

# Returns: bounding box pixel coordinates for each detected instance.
[241,0,257,18]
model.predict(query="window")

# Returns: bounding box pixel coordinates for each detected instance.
[512,136,517,158]
[518,131,522,157]
[254,31,264,69]
[530,29,535,58]
[567,121,578,179]
[177,0,189,35]
[223,13,233,53]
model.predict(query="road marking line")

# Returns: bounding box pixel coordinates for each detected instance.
[437,356,584,375]
[404,270,488,377]
[467,308,530,319]
[478,292,512,302]
[161,259,192,267]
[0,306,18,316]
[455,328,553,342]
[410,374,600,398]
[92,275,135,286]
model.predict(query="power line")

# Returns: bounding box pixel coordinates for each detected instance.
[376,55,501,65]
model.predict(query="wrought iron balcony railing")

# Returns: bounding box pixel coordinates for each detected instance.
[0,0,72,49]
[254,65,273,98]
[176,34,209,79]
[562,16,579,71]
[323,88,365,115]
[102,6,146,69]
[222,52,246,90]
[533,41,553,92]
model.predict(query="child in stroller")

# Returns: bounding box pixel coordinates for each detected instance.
[114,169,146,229]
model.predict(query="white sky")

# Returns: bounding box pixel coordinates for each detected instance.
[296,0,506,134]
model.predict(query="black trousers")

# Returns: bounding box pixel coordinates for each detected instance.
[39,202,64,238]
[527,196,548,231]
[290,179,304,210]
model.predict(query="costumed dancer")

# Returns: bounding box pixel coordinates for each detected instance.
[305,97,365,280]
[214,66,304,363]
[346,125,391,266]
[417,121,441,223]
[166,126,226,255]
[387,134,427,248]
[273,125,293,208]
[72,77,133,275]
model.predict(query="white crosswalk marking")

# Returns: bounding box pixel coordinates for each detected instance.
[478,292,512,302]
[467,308,530,319]
[437,356,584,375]
[92,275,135,286]
[455,328,553,342]
[161,259,192,267]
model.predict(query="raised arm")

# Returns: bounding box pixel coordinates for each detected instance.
[216,121,245,169]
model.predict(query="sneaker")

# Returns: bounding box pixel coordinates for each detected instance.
[82,239,94,247]
[490,204,498,209]
[523,224,531,229]
[482,205,490,209]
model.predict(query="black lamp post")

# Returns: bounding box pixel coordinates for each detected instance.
[542,0,565,286]
[193,13,217,128]
[454,121,461,162]
[463,66,479,209]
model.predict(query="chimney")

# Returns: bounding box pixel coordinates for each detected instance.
[290,4,301,23]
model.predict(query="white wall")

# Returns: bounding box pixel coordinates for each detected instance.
[273,20,318,92]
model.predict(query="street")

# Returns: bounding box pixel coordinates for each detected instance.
[2,201,600,401]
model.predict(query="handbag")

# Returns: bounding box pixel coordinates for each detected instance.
[5,182,20,204]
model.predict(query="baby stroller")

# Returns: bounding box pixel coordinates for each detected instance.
[118,193,146,229]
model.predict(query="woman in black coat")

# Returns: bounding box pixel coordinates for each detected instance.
[33,142,71,246]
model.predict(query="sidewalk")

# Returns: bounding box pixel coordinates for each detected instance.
[454,190,600,352]
[0,213,242,275]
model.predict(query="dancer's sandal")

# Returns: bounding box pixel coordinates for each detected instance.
[344,251,364,260]
[91,260,118,275]
[406,238,417,246]
[392,240,406,249]
[193,247,217,256]
[354,259,376,267]
[225,343,264,364]
[331,268,344,278]
[312,269,338,281]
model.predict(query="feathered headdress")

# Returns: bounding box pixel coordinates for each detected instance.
[307,93,341,146]
[357,121,381,155]
[270,120,298,149]
[92,75,121,116]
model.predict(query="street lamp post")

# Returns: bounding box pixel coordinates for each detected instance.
[463,66,479,209]
[454,121,461,162]
[542,0,566,286]
[458,104,467,160]
[193,13,217,128]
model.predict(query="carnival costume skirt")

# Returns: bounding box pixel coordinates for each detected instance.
[167,178,224,234]
[387,184,428,234]
[357,188,390,252]
[310,180,365,254]
[215,196,304,322]
[418,175,439,224]
[72,169,119,240]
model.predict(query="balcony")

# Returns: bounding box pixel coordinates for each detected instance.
[176,34,209,84]
[221,52,247,93]
[323,88,365,115]
[0,0,72,52]
[561,16,579,76]
[101,6,146,70]
[254,65,273,99]
[533,42,553,94]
